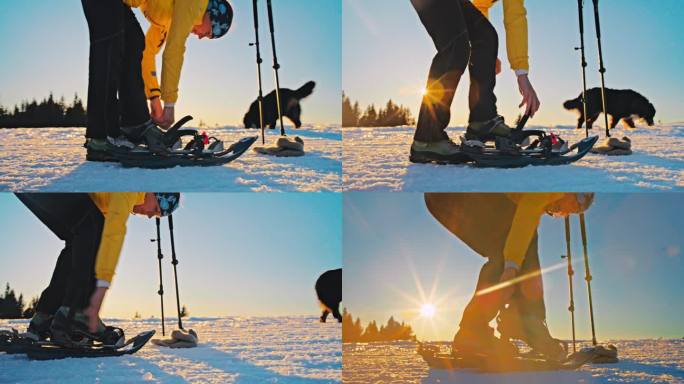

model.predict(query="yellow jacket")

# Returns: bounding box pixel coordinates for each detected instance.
[503,193,574,267]
[124,0,209,103]
[89,192,147,283]
[472,0,529,71]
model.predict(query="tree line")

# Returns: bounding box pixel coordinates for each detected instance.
[341,308,416,343]
[0,93,87,128]
[0,283,38,319]
[342,92,415,127]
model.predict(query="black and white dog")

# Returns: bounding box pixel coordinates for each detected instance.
[315,268,341,323]
[243,81,316,129]
[564,88,656,129]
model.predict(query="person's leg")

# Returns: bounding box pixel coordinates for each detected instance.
[499,234,566,360]
[81,0,125,140]
[34,244,73,316]
[515,233,545,319]
[62,206,103,312]
[119,6,150,129]
[15,194,102,314]
[425,193,518,355]
[461,1,498,123]
[411,0,470,143]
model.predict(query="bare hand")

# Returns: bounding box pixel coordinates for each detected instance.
[159,105,175,130]
[495,58,502,75]
[150,98,163,125]
[517,74,540,117]
[84,286,108,333]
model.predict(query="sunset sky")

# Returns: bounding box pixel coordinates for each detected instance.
[0,193,342,318]
[343,0,684,127]
[0,1,341,127]
[344,193,684,341]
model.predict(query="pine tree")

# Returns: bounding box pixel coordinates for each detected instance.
[363,320,380,342]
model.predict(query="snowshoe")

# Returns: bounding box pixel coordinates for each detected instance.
[463,134,598,168]
[24,330,155,360]
[451,325,518,358]
[48,307,125,349]
[0,329,37,354]
[461,114,599,168]
[115,135,257,169]
[418,341,599,373]
[112,115,258,168]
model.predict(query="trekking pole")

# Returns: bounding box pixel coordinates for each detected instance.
[266,0,286,137]
[579,213,598,346]
[575,0,590,138]
[562,216,577,353]
[249,0,266,145]
[592,0,611,137]
[153,218,166,336]
[167,215,184,330]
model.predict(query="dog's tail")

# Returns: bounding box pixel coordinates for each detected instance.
[293,81,316,100]
[563,96,582,111]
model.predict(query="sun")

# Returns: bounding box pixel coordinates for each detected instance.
[420,303,436,318]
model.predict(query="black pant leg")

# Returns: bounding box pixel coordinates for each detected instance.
[64,208,104,310]
[462,1,499,122]
[511,234,546,319]
[15,193,103,313]
[35,244,72,315]
[411,0,470,142]
[81,0,125,139]
[119,6,150,128]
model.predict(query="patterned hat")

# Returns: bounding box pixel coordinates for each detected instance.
[207,0,233,39]
[155,193,181,217]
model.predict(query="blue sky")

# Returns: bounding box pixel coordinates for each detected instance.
[343,0,684,126]
[0,1,341,126]
[344,193,684,341]
[0,193,342,318]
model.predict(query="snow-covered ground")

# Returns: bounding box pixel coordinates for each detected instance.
[343,340,684,384]
[343,125,684,191]
[0,126,341,192]
[0,316,341,383]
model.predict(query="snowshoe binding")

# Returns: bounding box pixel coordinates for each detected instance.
[418,341,600,373]
[25,330,155,360]
[112,115,258,168]
[461,114,598,168]
[451,324,519,359]
[497,306,568,362]
[48,307,125,349]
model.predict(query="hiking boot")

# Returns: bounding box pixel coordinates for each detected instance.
[497,307,567,361]
[107,135,137,150]
[465,116,513,142]
[85,138,118,162]
[25,312,53,341]
[50,307,124,348]
[121,121,170,155]
[452,324,518,358]
[410,139,470,164]
[465,116,520,154]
